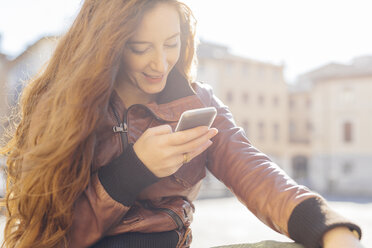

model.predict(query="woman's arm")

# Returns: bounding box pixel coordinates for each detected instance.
[194,82,362,248]
[68,144,159,248]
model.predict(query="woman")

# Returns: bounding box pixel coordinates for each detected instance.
[1,0,363,247]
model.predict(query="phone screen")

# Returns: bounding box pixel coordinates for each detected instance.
[175,107,217,132]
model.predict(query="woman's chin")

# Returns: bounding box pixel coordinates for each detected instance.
[139,79,167,96]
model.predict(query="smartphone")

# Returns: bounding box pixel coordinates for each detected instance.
[175,107,217,132]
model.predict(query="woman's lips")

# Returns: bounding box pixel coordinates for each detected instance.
[143,73,164,84]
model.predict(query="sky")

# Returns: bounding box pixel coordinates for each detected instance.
[0,0,372,82]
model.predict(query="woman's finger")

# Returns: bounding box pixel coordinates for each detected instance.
[181,140,213,164]
[147,125,173,136]
[167,126,216,145]
[167,126,209,145]
[174,128,217,154]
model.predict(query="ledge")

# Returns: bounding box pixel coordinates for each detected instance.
[212,240,305,248]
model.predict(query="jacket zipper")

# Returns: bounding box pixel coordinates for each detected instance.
[111,103,128,152]
[157,208,184,230]
[142,201,184,230]
[111,103,170,150]
[110,103,183,229]
[111,102,167,152]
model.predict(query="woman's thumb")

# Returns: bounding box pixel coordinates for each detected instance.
[147,124,173,135]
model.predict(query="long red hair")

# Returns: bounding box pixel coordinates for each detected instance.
[0,0,197,247]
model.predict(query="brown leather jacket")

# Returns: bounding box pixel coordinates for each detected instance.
[68,70,361,248]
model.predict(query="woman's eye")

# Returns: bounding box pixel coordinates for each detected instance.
[130,48,147,54]
[165,43,179,48]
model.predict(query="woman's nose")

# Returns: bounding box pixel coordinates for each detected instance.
[150,50,167,73]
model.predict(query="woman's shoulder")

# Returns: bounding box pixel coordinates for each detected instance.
[191,81,215,105]
[191,81,214,92]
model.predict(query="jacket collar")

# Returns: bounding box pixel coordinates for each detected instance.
[156,68,196,104]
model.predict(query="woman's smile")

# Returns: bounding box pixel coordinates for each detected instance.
[143,72,164,84]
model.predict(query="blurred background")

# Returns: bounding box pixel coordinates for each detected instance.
[0,0,371,247]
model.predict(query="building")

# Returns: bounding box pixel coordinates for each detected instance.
[0,52,9,197]
[197,41,289,169]
[290,56,372,195]
[287,83,312,186]
[196,42,290,198]
[6,36,58,107]
[0,52,10,133]
[198,42,372,197]
[0,36,58,128]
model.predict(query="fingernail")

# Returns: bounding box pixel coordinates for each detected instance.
[210,128,218,135]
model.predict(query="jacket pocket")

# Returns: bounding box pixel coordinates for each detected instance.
[143,197,194,230]
[107,201,178,235]
[172,152,207,188]
[118,204,144,226]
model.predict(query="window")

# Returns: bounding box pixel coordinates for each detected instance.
[343,122,353,143]
[340,88,355,104]
[273,96,279,106]
[242,92,249,104]
[342,162,353,174]
[273,123,279,141]
[242,120,249,136]
[272,70,281,81]
[242,64,249,76]
[258,122,265,141]
[289,121,296,136]
[292,156,308,179]
[226,62,235,74]
[258,66,265,78]
[258,95,265,106]
[307,121,313,132]
[226,91,233,103]
[292,156,309,186]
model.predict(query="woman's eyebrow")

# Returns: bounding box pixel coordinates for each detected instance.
[128,32,180,44]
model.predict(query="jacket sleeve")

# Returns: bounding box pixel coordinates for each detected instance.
[197,83,361,248]
[68,144,159,248]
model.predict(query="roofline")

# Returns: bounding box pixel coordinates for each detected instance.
[199,53,283,69]
[313,72,372,82]
[9,35,59,65]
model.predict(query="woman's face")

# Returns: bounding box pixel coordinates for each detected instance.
[121,3,181,98]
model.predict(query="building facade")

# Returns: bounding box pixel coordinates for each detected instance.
[0,52,10,136]
[0,53,9,197]
[197,42,290,169]
[6,36,58,107]
[287,86,312,186]
[196,42,290,198]
[290,57,372,195]
[0,36,58,121]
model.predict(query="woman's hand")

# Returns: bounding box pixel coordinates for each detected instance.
[322,226,364,248]
[133,125,218,178]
